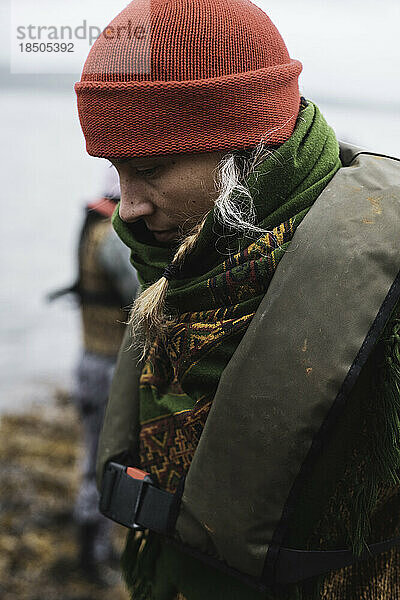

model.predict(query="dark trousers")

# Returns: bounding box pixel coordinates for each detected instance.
[73,350,116,563]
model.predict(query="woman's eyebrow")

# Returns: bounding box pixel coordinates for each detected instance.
[108,157,132,165]
[108,157,163,167]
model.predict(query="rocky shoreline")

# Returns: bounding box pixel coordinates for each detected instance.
[0,389,129,600]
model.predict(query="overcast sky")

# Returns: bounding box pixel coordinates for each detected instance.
[1,0,399,106]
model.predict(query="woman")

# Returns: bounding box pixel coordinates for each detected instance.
[75,1,400,598]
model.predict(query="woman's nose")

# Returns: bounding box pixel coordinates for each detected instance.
[118,191,155,223]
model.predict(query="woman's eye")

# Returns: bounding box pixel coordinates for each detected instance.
[136,166,160,177]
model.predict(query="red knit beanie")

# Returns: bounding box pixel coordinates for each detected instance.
[75,0,302,158]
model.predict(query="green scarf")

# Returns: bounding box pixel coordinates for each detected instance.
[113,99,342,599]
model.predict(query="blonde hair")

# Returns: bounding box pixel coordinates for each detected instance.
[130,140,277,356]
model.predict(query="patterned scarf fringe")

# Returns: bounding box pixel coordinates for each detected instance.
[121,530,162,600]
[348,309,400,557]
[267,573,326,600]
[299,574,326,600]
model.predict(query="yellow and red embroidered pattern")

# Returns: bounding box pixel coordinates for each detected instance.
[139,219,296,492]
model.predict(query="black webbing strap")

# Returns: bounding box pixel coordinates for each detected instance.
[99,462,400,586]
[275,536,400,584]
[99,462,174,534]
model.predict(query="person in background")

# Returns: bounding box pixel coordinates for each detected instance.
[64,167,139,576]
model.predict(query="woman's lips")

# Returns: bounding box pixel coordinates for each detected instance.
[151,228,179,242]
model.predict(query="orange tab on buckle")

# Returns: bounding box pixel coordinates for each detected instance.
[126,467,150,481]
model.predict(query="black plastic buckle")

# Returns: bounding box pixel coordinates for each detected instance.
[99,461,153,530]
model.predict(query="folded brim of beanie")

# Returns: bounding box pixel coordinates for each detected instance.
[75,60,302,158]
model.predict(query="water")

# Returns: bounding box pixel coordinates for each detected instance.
[0,86,106,410]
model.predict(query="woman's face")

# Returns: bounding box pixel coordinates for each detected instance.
[108,151,225,243]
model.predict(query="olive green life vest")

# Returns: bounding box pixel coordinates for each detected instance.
[96,142,400,587]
